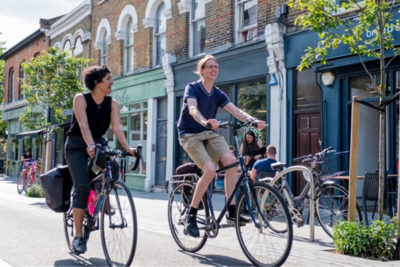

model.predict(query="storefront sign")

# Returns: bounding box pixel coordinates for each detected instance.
[114,89,129,104]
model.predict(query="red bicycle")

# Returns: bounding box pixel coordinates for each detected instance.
[17,160,41,194]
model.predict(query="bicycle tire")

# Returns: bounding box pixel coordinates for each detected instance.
[316,183,363,238]
[236,182,293,266]
[17,172,25,194]
[63,205,74,253]
[167,181,209,253]
[24,176,33,193]
[100,180,137,266]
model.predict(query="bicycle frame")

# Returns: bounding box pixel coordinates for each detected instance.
[201,122,271,231]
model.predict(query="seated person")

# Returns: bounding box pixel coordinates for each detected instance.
[250,145,277,181]
[240,130,264,170]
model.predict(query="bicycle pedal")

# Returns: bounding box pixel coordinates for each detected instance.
[295,218,304,227]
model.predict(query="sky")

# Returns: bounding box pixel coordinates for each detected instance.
[0,0,83,51]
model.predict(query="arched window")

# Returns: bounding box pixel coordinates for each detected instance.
[100,30,108,65]
[74,36,83,56]
[124,18,134,73]
[191,0,205,56]
[154,3,166,66]
[19,63,26,99]
[63,40,72,57]
[8,68,14,103]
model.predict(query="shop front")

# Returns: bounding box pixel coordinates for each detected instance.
[285,21,400,194]
[110,68,166,191]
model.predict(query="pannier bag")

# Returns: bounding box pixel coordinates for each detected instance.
[40,165,73,212]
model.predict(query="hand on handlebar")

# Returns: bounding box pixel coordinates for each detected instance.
[126,146,137,157]
[205,119,219,130]
[253,119,266,130]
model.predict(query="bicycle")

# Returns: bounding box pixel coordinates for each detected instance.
[63,143,142,266]
[259,147,363,238]
[17,159,41,194]
[167,120,293,266]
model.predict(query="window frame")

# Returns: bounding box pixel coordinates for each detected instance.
[18,64,26,100]
[8,68,15,103]
[235,0,258,43]
[100,31,108,66]
[124,17,134,74]
[153,2,167,66]
[190,0,206,56]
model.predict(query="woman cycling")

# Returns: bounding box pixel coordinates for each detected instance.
[65,65,136,254]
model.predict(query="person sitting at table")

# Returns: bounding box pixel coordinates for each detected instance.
[250,145,277,181]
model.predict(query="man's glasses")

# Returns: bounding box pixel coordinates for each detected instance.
[204,65,219,69]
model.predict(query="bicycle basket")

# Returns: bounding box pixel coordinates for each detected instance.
[318,151,349,180]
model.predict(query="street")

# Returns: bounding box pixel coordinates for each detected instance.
[0,175,399,266]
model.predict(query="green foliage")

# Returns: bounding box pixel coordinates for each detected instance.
[20,47,91,130]
[333,219,397,261]
[26,184,44,198]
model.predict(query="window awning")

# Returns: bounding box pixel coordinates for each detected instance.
[16,129,44,139]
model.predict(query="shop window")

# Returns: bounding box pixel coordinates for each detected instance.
[350,74,380,99]
[124,18,134,74]
[129,102,147,174]
[295,69,321,109]
[236,0,258,43]
[154,3,166,66]
[237,80,267,143]
[191,0,205,56]
[8,68,14,103]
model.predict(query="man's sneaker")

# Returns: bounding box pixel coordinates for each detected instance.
[184,214,200,238]
[72,237,87,254]
[226,214,250,226]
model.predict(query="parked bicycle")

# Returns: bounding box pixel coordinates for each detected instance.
[167,120,293,266]
[259,147,362,238]
[64,143,142,266]
[17,159,41,194]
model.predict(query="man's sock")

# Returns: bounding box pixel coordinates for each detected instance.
[188,206,198,216]
[228,205,235,218]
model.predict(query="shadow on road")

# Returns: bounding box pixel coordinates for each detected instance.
[181,250,251,266]
[54,254,107,266]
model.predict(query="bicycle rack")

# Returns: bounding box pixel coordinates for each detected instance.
[267,165,315,242]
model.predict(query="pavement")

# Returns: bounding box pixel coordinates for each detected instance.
[2,175,400,266]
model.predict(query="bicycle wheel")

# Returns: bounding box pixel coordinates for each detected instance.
[236,182,293,266]
[167,181,209,253]
[17,172,25,194]
[63,205,74,253]
[316,182,363,238]
[100,180,137,266]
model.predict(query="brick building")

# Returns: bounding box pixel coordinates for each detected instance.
[0,18,59,176]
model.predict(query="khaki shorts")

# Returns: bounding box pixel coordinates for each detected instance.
[179,131,230,169]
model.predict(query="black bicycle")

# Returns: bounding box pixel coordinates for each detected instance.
[64,143,142,266]
[167,120,293,266]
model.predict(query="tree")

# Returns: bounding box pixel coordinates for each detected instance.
[0,33,8,138]
[289,0,400,221]
[20,47,91,130]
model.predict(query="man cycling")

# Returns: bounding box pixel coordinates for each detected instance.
[177,54,265,237]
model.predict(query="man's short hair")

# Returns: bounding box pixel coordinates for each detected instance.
[267,145,276,155]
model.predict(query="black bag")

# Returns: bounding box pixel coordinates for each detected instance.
[40,165,73,213]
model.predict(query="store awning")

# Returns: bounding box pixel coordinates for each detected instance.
[16,129,44,139]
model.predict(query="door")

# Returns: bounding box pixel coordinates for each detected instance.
[294,112,321,194]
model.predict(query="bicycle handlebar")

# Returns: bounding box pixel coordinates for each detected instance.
[206,119,259,130]
[293,146,336,165]
[92,143,143,173]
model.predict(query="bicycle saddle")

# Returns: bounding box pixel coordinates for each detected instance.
[271,162,286,171]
